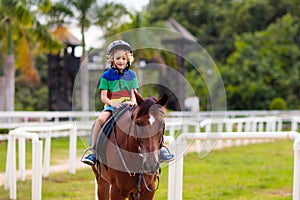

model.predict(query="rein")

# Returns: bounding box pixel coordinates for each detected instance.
[112,105,137,176]
[113,123,135,176]
[140,171,160,192]
[112,106,161,199]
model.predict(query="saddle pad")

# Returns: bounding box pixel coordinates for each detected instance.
[95,105,129,166]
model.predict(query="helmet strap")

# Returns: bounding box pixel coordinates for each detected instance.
[125,61,130,69]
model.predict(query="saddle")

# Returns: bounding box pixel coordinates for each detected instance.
[94,105,129,166]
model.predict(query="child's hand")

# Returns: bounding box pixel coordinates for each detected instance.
[111,101,123,108]
[127,101,137,107]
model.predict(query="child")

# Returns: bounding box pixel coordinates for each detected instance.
[82,40,174,166]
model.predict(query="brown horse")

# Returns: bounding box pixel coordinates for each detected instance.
[92,92,168,200]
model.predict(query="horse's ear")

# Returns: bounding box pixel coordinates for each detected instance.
[156,94,168,107]
[134,90,144,106]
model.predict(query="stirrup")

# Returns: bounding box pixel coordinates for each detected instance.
[159,146,175,163]
[82,153,96,166]
[80,147,95,162]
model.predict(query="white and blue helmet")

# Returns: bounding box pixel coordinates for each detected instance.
[106,40,132,55]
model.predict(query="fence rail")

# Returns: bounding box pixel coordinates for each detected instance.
[1,109,300,123]
[1,111,300,199]
[1,110,299,138]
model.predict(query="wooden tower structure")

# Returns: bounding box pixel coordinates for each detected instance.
[47,27,81,111]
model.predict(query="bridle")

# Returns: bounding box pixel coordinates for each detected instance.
[113,106,164,174]
[112,105,163,199]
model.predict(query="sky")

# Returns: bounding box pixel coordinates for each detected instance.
[71,0,149,50]
[107,0,149,12]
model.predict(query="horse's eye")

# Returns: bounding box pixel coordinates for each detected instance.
[135,120,144,127]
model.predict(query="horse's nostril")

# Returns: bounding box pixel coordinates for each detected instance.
[143,162,149,172]
[143,161,160,173]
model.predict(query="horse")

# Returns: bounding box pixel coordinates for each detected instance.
[92,92,168,200]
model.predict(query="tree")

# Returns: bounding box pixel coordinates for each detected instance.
[146,0,300,64]
[0,0,61,111]
[45,0,130,111]
[61,0,96,111]
[145,0,300,110]
[93,2,130,38]
[47,1,74,27]
[222,14,300,109]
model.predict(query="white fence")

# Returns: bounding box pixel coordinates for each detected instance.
[1,112,300,199]
[5,130,43,200]
[1,110,299,131]
[4,123,77,200]
[168,131,300,200]
[292,116,300,131]
[200,116,282,150]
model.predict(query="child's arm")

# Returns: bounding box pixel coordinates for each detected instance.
[101,90,122,108]
[128,89,137,106]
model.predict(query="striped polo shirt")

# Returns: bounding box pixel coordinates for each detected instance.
[99,68,139,107]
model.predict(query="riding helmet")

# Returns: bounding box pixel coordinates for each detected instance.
[106,40,132,55]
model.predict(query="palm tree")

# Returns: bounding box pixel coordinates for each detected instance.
[0,0,62,111]
[57,0,95,111]
[93,2,130,38]
[62,0,131,111]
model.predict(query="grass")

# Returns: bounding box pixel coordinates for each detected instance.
[179,141,293,200]
[0,129,9,134]
[0,138,294,199]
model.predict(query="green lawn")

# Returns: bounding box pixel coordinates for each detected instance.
[0,138,294,199]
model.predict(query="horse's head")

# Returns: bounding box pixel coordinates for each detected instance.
[132,92,168,174]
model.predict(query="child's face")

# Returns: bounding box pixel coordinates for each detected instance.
[113,49,128,72]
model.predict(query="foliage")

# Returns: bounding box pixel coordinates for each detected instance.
[46,2,74,27]
[15,54,49,110]
[3,0,131,111]
[0,0,62,80]
[63,0,96,55]
[222,14,300,110]
[269,97,287,110]
[93,2,130,38]
[147,0,300,64]
[0,0,63,111]
[144,0,300,110]
[0,128,8,134]
[2,0,300,111]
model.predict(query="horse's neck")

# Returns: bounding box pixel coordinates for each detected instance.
[115,109,138,151]
[112,109,142,172]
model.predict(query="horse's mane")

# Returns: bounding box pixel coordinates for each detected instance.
[135,97,157,119]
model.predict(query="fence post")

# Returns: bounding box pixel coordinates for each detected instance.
[174,153,184,200]
[18,137,26,181]
[32,140,43,200]
[167,140,176,200]
[169,137,186,200]
[9,134,17,199]
[69,125,77,174]
[43,133,51,177]
[292,117,299,131]
[293,137,300,200]
[194,122,201,153]
[4,133,13,191]
[225,122,233,147]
